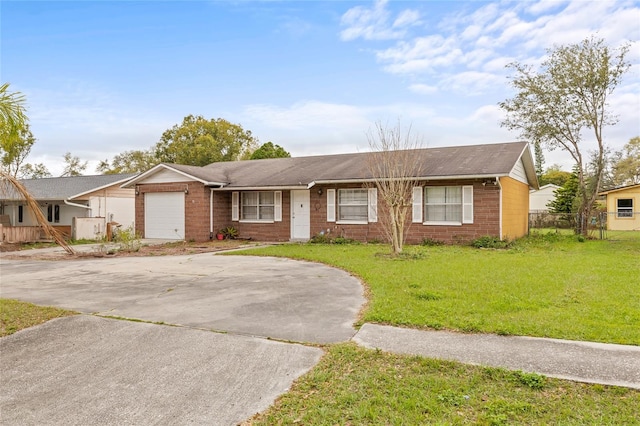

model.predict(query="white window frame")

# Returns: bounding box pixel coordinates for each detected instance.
[236,191,282,223]
[616,198,633,218]
[337,188,369,224]
[327,189,336,222]
[423,185,473,226]
[326,188,378,224]
[412,187,423,223]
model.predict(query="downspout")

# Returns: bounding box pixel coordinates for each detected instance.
[209,188,214,240]
[496,177,503,240]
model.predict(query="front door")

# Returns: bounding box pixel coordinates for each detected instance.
[290,190,310,240]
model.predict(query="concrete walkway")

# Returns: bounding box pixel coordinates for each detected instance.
[353,323,640,390]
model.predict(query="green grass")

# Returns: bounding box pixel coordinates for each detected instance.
[251,343,640,425]
[235,232,640,345]
[0,299,76,337]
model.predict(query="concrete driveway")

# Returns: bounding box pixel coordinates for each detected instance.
[0,253,365,425]
[0,253,365,343]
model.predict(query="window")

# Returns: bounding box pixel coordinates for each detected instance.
[617,198,633,218]
[425,186,462,223]
[338,189,368,222]
[18,205,23,223]
[47,204,60,223]
[327,188,377,223]
[240,191,282,222]
[420,185,473,225]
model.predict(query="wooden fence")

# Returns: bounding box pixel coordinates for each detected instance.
[0,224,43,243]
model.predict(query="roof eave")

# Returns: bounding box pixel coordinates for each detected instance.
[214,185,309,191]
[309,174,509,187]
[120,164,226,188]
[515,142,540,189]
[69,176,137,200]
[598,183,640,195]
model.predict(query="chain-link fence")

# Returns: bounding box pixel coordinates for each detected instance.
[528,211,639,239]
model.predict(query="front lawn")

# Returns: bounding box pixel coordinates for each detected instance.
[250,343,640,425]
[238,233,640,345]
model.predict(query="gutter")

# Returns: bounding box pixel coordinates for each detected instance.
[210,188,214,240]
[64,199,91,210]
[309,174,510,187]
[212,185,308,191]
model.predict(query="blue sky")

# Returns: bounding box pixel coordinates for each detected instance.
[2,0,639,175]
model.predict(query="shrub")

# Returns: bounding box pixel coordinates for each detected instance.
[421,237,444,246]
[220,226,238,240]
[113,225,142,252]
[333,236,357,245]
[309,233,357,245]
[310,233,332,244]
[471,235,511,249]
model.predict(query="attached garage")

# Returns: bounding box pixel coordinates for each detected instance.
[144,192,185,239]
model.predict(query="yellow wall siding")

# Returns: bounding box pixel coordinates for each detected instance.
[605,186,640,231]
[501,176,530,240]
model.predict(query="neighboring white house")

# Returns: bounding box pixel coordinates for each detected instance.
[0,174,136,240]
[529,184,560,212]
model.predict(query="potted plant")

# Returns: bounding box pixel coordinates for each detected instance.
[216,231,224,240]
[220,226,238,240]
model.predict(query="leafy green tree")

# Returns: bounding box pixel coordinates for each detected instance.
[249,142,291,160]
[0,106,51,179]
[0,83,26,139]
[1,123,36,178]
[60,152,87,177]
[611,136,640,186]
[548,171,579,214]
[97,149,158,174]
[533,141,544,182]
[0,83,34,178]
[539,165,572,187]
[154,115,258,166]
[20,162,51,179]
[500,36,630,235]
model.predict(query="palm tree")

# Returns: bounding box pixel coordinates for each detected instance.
[0,83,26,136]
[0,83,74,254]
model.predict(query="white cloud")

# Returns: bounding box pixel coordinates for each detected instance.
[244,101,370,130]
[377,35,464,74]
[526,0,569,16]
[440,71,505,95]
[22,80,171,173]
[241,100,446,155]
[344,0,639,98]
[409,84,438,95]
[339,0,421,41]
[393,9,421,28]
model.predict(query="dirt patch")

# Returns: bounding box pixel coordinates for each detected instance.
[1,240,266,261]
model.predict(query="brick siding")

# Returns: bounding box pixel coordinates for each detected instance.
[136,179,506,244]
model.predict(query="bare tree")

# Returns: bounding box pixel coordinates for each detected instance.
[366,120,424,254]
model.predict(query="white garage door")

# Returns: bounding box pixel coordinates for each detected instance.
[144,192,185,239]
